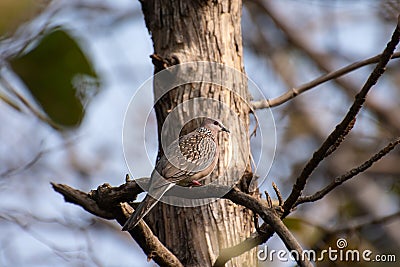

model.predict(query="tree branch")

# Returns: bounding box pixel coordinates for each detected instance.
[332,211,400,234]
[53,149,400,267]
[295,137,400,206]
[213,136,400,264]
[0,74,61,130]
[251,51,400,109]
[221,188,313,267]
[51,183,115,219]
[282,15,400,216]
[52,179,313,267]
[288,211,400,237]
[213,227,273,267]
[51,182,184,267]
[249,0,400,134]
[119,203,184,267]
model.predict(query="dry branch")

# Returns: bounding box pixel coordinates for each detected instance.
[332,211,400,234]
[296,137,400,206]
[52,180,313,267]
[213,226,274,267]
[224,188,313,267]
[289,211,400,236]
[282,14,400,216]
[249,0,400,134]
[51,137,400,266]
[51,182,184,267]
[51,183,114,219]
[251,52,400,109]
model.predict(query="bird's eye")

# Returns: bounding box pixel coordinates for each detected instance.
[213,121,219,125]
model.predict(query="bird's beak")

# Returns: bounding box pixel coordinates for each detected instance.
[221,127,230,133]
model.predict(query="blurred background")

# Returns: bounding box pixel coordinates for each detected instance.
[0,0,399,266]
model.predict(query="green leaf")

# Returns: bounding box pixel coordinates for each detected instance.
[10,28,99,129]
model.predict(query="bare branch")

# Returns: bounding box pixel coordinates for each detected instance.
[0,90,21,112]
[264,190,273,207]
[88,179,145,208]
[51,138,400,266]
[290,211,400,235]
[217,132,400,264]
[324,117,356,157]
[0,73,61,129]
[251,52,400,109]
[52,178,313,267]
[272,182,283,207]
[51,182,184,267]
[1,149,44,178]
[249,0,400,134]
[333,211,400,234]
[282,15,400,216]
[119,203,184,267]
[216,208,400,265]
[222,188,313,267]
[296,137,400,206]
[51,183,114,219]
[213,224,274,267]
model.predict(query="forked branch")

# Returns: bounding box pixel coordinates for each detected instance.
[282,15,400,216]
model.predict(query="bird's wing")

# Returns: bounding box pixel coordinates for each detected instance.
[159,133,217,182]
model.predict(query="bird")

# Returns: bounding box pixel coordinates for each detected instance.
[122,117,230,231]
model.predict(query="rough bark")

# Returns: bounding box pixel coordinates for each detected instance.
[139,0,257,266]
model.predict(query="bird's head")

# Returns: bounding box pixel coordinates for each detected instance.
[202,118,230,133]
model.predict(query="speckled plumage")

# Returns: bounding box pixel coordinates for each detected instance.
[122,118,229,231]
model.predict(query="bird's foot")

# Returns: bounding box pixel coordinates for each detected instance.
[190,180,202,187]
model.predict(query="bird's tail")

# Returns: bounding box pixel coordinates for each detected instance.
[122,182,174,231]
[122,194,158,231]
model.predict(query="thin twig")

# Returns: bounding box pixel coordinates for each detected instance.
[0,74,61,129]
[272,182,283,207]
[289,211,400,235]
[333,211,400,234]
[296,137,400,206]
[0,90,21,111]
[264,190,272,207]
[251,52,400,109]
[0,150,44,178]
[282,15,400,216]
[249,0,400,135]
[213,224,274,267]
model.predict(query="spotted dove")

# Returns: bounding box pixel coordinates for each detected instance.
[122,118,229,231]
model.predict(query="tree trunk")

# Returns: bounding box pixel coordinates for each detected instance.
[140,1,257,266]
